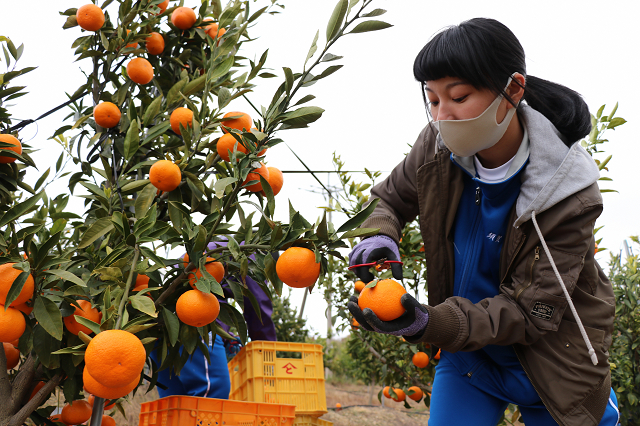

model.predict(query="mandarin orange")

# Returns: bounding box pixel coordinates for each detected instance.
[358,279,407,322]
[149,160,181,192]
[276,247,321,288]
[0,134,22,164]
[85,330,146,388]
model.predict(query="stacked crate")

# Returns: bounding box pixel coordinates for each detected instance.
[228,341,332,426]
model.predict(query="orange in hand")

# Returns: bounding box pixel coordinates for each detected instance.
[358,279,407,321]
[276,247,321,289]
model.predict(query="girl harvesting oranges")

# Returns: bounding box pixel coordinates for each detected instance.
[349,18,619,426]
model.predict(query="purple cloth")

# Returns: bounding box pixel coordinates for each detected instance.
[207,240,276,341]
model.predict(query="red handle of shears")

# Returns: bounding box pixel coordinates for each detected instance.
[348,259,403,271]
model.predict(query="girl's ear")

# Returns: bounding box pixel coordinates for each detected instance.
[507,72,526,109]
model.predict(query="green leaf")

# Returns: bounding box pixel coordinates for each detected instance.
[121,179,151,195]
[0,192,43,228]
[214,177,237,199]
[34,297,63,341]
[143,97,163,127]
[281,106,325,127]
[135,183,158,219]
[304,30,319,70]
[33,325,60,368]
[293,94,316,106]
[166,77,188,107]
[209,56,235,81]
[326,0,349,41]
[218,87,231,109]
[78,217,114,249]
[124,119,140,161]
[44,270,87,287]
[311,65,343,82]
[283,67,294,93]
[321,53,343,63]
[337,198,379,233]
[348,20,393,34]
[341,227,380,239]
[226,236,242,260]
[130,295,158,318]
[34,168,51,192]
[5,271,31,308]
[317,211,329,243]
[75,316,101,335]
[183,75,206,97]
[361,8,386,17]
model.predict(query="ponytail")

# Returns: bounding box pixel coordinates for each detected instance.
[523,76,592,145]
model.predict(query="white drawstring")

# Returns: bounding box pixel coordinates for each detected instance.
[531,211,598,366]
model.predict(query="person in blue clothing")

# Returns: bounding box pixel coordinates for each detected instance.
[152,240,276,399]
[349,18,619,426]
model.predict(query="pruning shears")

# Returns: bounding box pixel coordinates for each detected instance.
[348,257,403,272]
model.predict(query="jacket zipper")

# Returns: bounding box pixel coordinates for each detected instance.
[458,186,482,298]
[515,246,540,302]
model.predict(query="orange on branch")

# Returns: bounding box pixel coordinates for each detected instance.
[85,330,146,388]
[176,290,220,327]
[88,394,116,410]
[0,263,34,307]
[124,29,137,48]
[243,162,269,192]
[217,133,247,162]
[133,274,150,291]
[93,102,121,129]
[171,7,197,30]
[222,111,252,133]
[0,134,22,163]
[83,367,139,400]
[264,167,283,196]
[63,300,102,336]
[170,107,193,135]
[102,415,116,426]
[276,247,321,289]
[156,0,169,14]
[408,386,423,402]
[358,279,407,322]
[354,280,366,293]
[13,301,33,315]
[391,388,406,402]
[383,386,391,399]
[0,305,25,342]
[205,22,226,39]
[60,400,92,425]
[183,254,224,287]
[145,32,165,55]
[412,351,429,368]
[149,160,181,192]
[126,57,154,85]
[3,342,19,369]
[76,4,105,31]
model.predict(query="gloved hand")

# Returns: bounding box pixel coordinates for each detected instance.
[348,293,429,337]
[348,235,403,282]
[224,336,243,360]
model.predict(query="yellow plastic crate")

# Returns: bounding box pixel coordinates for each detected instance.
[138,395,296,426]
[293,414,333,426]
[228,341,327,416]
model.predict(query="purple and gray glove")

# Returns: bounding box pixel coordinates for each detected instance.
[348,235,403,282]
[348,293,429,337]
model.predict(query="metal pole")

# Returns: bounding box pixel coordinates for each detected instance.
[326,174,333,339]
[623,240,631,258]
[298,289,308,320]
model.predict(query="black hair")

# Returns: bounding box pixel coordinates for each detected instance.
[413,18,591,145]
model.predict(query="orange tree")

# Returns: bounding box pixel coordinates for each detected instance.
[0,0,392,425]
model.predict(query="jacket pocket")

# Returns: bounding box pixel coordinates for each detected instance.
[527,288,568,331]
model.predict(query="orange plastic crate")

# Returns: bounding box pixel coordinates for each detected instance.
[228,341,327,416]
[138,395,296,426]
[292,414,333,426]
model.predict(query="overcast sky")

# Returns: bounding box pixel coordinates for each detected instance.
[2,0,639,338]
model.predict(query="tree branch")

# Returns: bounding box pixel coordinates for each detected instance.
[8,373,63,426]
[355,332,432,392]
[10,353,35,411]
[0,345,10,419]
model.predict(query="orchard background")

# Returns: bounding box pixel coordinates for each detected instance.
[0,0,638,425]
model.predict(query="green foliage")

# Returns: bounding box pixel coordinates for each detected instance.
[272,290,312,343]
[0,0,393,424]
[608,244,640,425]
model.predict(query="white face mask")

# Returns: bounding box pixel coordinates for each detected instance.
[434,76,517,158]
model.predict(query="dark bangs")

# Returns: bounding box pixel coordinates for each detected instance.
[413,19,526,105]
